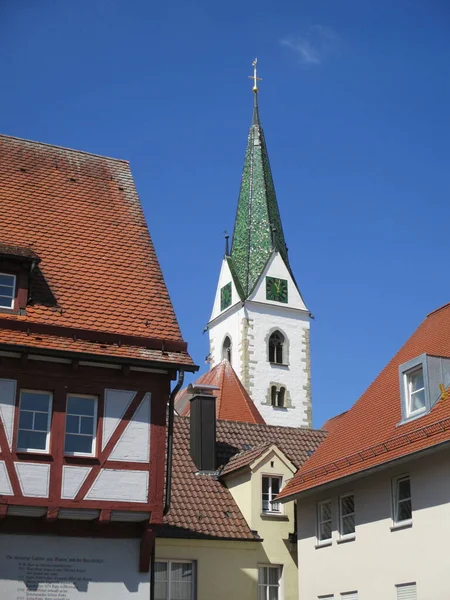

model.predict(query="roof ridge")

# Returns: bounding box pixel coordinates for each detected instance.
[0,133,128,164]
[427,302,450,318]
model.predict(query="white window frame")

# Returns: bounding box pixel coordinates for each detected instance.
[258,564,282,600]
[17,389,53,454]
[64,394,98,457]
[262,475,283,514]
[0,272,16,309]
[392,474,412,526]
[404,366,426,418]
[339,493,355,539]
[317,499,332,544]
[154,559,195,600]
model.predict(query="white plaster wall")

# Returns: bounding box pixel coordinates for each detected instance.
[62,465,92,499]
[0,534,149,599]
[296,448,450,600]
[0,378,16,449]
[209,258,241,322]
[248,252,307,311]
[102,389,136,450]
[15,462,50,498]
[208,304,244,369]
[0,461,12,495]
[109,393,150,462]
[85,469,148,502]
[246,303,310,427]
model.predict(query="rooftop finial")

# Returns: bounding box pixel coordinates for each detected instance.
[249,58,262,93]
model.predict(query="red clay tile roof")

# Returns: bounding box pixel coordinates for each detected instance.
[176,360,265,424]
[279,303,450,500]
[161,416,326,539]
[220,442,272,476]
[0,135,194,368]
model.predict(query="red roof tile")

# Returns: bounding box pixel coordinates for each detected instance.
[162,416,326,539]
[279,303,450,500]
[176,360,265,424]
[0,135,194,368]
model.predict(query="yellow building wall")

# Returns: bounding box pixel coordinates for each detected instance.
[226,448,298,600]
[155,537,267,600]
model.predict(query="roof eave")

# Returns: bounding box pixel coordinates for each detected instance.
[278,437,450,503]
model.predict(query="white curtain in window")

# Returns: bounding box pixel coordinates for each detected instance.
[340,592,358,600]
[170,562,192,600]
[396,583,417,600]
[154,562,168,600]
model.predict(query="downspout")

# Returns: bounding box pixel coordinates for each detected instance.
[163,369,185,516]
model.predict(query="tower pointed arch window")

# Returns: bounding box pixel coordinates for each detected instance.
[268,331,284,364]
[222,336,232,363]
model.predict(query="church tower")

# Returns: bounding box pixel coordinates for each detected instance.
[207,61,312,428]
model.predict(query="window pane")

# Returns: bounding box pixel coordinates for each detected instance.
[34,412,49,432]
[0,274,15,286]
[18,411,33,430]
[154,562,168,581]
[398,499,412,521]
[320,502,331,521]
[66,415,79,434]
[268,567,279,585]
[171,582,191,600]
[262,477,269,494]
[271,478,280,495]
[341,495,354,516]
[0,297,12,307]
[269,587,279,600]
[67,396,95,416]
[80,416,94,435]
[64,433,93,454]
[21,392,51,413]
[410,370,424,391]
[398,478,411,501]
[320,520,332,540]
[342,514,355,535]
[410,389,425,412]
[259,567,268,585]
[0,285,13,296]
[171,562,192,582]
[154,580,168,600]
[18,430,47,451]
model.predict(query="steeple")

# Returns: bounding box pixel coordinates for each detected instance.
[230,60,289,297]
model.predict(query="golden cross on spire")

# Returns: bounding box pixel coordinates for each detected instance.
[249,58,262,93]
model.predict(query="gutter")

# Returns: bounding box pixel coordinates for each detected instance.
[163,369,185,516]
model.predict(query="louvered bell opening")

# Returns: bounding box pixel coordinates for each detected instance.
[188,384,218,473]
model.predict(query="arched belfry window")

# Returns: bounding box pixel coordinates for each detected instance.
[222,336,232,363]
[271,385,286,408]
[269,331,284,364]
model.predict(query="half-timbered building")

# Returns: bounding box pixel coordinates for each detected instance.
[0,134,196,599]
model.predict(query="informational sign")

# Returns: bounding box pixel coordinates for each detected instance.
[0,534,149,599]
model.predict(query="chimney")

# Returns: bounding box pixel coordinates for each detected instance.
[188,384,218,473]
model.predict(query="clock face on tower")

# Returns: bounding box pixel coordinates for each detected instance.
[266,277,288,303]
[220,282,232,311]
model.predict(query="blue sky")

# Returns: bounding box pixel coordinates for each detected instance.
[1,1,450,427]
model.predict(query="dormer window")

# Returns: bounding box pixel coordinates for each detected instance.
[405,367,426,417]
[0,273,16,308]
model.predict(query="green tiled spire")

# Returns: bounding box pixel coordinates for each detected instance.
[230,92,289,297]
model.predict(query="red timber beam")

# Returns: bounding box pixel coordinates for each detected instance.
[140,524,155,573]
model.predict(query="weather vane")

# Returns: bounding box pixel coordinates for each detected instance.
[249,58,262,93]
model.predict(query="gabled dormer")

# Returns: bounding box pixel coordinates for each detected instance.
[0,243,40,314]
[399,353,450,423]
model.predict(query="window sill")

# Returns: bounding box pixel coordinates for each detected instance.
[64,456,99,465]
[260,512,289,521]
[390,520,412,532]
[269,362,289,368]
[15,452,53,461]
[315,540,332,549]
[337,535,356,544]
